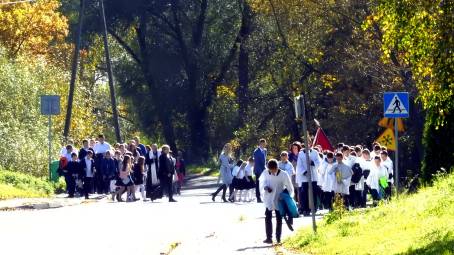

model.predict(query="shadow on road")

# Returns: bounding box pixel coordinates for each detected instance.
[236,244,274,251]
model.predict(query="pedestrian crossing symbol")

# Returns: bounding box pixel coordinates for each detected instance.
[383,92,409,118]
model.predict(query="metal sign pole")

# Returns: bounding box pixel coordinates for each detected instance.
[394,117,399,197]
[299,95,317,233]
[48,115,52,181]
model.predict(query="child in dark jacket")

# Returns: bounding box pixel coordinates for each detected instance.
[101,151,117,194]
[80,150,95,199]
[65,153,80,198]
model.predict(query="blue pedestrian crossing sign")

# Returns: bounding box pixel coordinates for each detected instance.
[384,92,409,118]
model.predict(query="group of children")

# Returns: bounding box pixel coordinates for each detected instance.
[214,140,394,213]
[230,158,256,202]
[58,134,186,202]
[313,143,393,211]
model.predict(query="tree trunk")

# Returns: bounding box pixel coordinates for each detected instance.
[237,0,252,129]
[188,106,209,163]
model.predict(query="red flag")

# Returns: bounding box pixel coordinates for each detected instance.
[312,127,334,152]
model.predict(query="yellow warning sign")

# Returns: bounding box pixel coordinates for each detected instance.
[375,128,396,151]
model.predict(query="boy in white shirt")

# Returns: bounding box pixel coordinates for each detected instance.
[259,159,293,244]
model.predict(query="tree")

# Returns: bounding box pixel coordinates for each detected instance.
[0,0,68,58]
[372,0,454,181]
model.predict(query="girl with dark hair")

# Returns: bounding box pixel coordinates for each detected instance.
[115,155,136,202]
[133,156,147,201]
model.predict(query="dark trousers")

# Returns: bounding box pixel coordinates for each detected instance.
[102,176,111,194]
[161,176,174,201]
[370,188,380,201]
[65,174,76,197]
[361,184,369,207]
[83,177,93,199]
[255,172,262,201]
[385,182,392,200]
[265,209,282,241]
[323,191,334,210]
[94,154,104,193]
[299,182,318,215]
[213,184,232,199]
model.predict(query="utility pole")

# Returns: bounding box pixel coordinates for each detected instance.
[294,94,317,233]
[63,0,85,140]
[99,0,122,142]
[63,0,122,143]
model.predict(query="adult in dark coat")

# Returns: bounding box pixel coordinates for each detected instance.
[158,145,177,202]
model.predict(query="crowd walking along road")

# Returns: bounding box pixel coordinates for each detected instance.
[55,132,397,247]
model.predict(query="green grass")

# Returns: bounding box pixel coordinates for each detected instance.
[285,171,454,255]
[187,164,219,177]
[0,169,56,200]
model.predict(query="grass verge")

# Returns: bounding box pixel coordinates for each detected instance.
[0,169,56,200]
[187,164,219,177]
[285,171,454,255]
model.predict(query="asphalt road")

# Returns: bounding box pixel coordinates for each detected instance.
[0,175,321,255]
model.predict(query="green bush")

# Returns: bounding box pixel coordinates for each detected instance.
[0,168,55,199]
[53,177,66,194]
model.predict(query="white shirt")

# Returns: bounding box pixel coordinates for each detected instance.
[321,162,336,192]
[93,142,111,154]
[354,157,371,191]
[366,163,387,190]
[259,169,294,210]
[344,155,356,168]
[244,163,253,176]
[296,149,321,186]
[278,161,294,178]
[232,165,245,179]
[382,157,394,183]
[84,157,94,177]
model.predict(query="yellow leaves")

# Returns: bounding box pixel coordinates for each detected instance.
[321,74,337,88]
[0,0,69,59]
[216,84,236,98]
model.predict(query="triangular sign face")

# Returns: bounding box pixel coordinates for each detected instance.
[375,128,396,151]
[385,94,408,115]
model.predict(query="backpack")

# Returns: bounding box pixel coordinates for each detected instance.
[351,163,363,183]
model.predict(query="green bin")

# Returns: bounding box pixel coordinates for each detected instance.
[50,160,60,182]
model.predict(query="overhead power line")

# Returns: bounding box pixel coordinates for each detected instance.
[0,0,35,6]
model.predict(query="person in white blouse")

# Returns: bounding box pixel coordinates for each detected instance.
[295,145,321,216]
[320,152,336,210]
[231,160,247,202]
[366,156,388,206]
[380,150,394,200]
[243,157,255,202]
[359,149,373,207]
[259,159,293,244]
